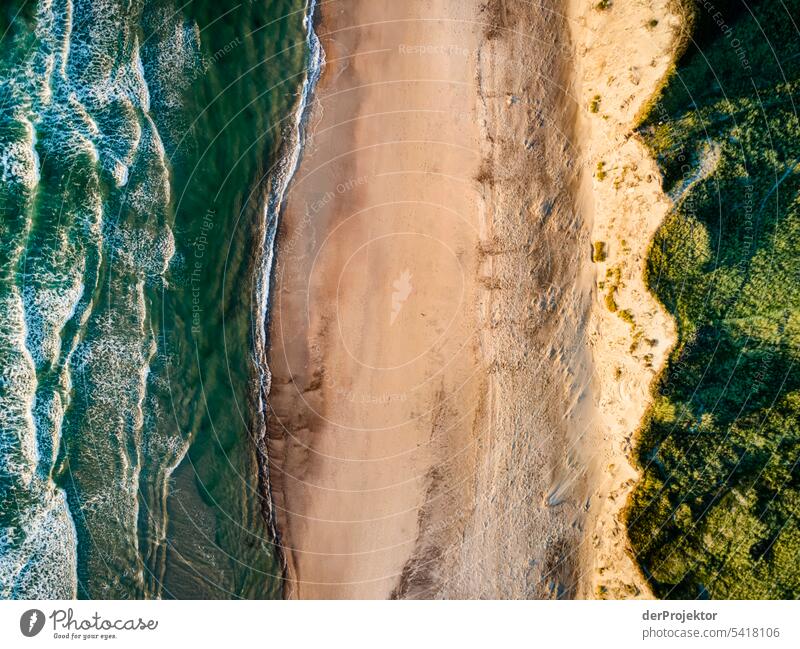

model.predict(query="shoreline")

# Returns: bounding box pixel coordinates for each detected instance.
[255,0,324,588]
[264,0,683,599]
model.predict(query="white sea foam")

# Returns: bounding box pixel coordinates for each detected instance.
[143,15,201,112]
[112,158,130,186]
[60,0,74,78]
[0,119,40,190]
[0,291,77,598]
[22,277,84,368]
[67,92,100,136]
[27,120,41,187]
[0,486,77,599]
[0,292,39,486]
[133,39,151,114]
[106,222,175,279]
[0,140,36,189]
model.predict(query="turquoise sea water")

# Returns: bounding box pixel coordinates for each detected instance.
[0,0,318,599]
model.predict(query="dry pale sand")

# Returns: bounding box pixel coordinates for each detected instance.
[265,0,682,599]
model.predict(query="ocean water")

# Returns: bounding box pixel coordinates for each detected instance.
[0,0,317,599]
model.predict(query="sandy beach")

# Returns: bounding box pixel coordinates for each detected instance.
[266,0,681,599]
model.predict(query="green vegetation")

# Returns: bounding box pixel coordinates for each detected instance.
[596,160,608,181]
[590,94,602,114]
[593,241,608,262]
[628,0,800,598]
[596,0,612,10]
